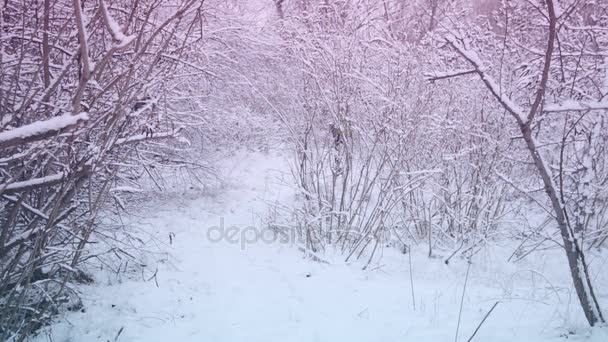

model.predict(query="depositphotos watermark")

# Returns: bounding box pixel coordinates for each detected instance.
[206,217,300,249]
[205,217,394,249]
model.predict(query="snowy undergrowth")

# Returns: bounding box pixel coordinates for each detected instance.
[33,151,608,342]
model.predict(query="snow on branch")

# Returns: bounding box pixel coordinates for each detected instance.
[160,54,220,78]
[73,0,92,78]
[0,172,66,194]
[0,167,92,194]
[441,35,528,125]
[115,127,183,145]
[0,113,89,149]
[100,0,136,50]
[425,69,476,82]
[544,100,608,112]
[0,150,30,165]
[128,99,157,117]
[2,195,50,220]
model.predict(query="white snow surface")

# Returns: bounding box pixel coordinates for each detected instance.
[34,151,608,342]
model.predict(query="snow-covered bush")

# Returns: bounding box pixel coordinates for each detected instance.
[259,0,518,261]
[0,0,210,338]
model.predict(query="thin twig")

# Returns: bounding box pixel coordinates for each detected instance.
[466,301,500,342]
[408,246,416,310]
[455,261,472,342]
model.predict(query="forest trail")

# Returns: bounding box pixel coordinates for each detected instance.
[35,152,607,342]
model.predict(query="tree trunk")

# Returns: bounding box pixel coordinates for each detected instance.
[520,125,605,326]
[274,0,284,19]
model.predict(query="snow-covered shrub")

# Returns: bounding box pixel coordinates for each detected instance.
[258,0,520,264]
[0,0,210,338]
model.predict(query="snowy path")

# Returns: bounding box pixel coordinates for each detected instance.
[36,152,607,342]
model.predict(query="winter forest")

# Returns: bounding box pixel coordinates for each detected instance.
[1,0,608,340]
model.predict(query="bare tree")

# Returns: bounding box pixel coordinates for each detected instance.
[429,0,606,326]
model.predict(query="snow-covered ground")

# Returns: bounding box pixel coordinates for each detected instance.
[34,151,608,342]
